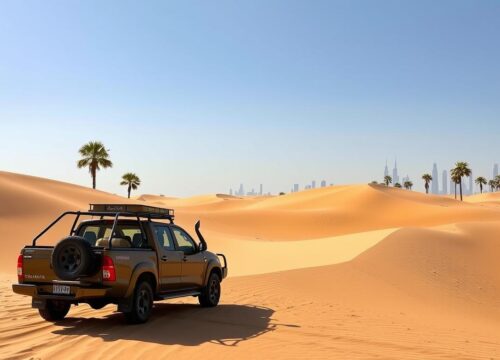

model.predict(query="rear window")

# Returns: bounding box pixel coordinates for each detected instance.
[77,222,149,248]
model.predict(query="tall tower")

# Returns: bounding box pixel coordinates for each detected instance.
[442,170,448,195]
[392,159,399,185]
[259,184,263,196]
[469,171,473,195]
[431,163,439,194]
[494,164,499,179]
[384,160,389,179]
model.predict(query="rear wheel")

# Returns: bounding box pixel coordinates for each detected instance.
[124,281,154,324]
[199,272,221,307]
[38,300,71,321]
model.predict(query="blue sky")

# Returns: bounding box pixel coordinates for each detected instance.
[0,0,499,196]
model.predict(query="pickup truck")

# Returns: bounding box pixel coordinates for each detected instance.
[12,204,228,324]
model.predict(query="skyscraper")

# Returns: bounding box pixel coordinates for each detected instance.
[402,175,410,187]
[431,163,439,194]
[392,159,399,185]
[468,171,473,195]
[311,180,316,189]
[384,161,389,179]
[442,170,448,195]
[259,184,263,196]
[293,184,299,193]
[494,163,499,179]
[320,180,326,187]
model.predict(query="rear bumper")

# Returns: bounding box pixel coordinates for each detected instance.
[12,283,108,300]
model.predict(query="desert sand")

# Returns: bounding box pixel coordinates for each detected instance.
[1,171,500,359]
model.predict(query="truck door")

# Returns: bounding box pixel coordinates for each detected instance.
[153,225,183,291]
[170,226,206,287]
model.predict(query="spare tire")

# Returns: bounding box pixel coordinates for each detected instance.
[52,236,97,280]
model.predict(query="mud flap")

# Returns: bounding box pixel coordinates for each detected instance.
[32,298,46,309]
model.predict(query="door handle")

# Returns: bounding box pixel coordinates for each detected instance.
[161,256,168,261]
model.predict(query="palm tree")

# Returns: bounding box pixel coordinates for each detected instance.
[451,173,461,199]
[77,141,113,189]
[394,182,402,188]
[384,175,392,187]
[488,179,496,192]
[496,175,500,191]
[422,174,432,194]
[451,161,472,201]
[120,173,141,199]
[475,176,487,194]
[403,180,413,190]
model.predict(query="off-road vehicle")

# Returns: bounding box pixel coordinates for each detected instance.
[12,204,228,324]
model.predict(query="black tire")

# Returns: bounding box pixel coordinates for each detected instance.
[38,300,71,322]
[124,281,154,324]
[199,272,221,307]
[52,236,97,280]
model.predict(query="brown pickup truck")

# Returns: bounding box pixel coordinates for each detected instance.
[13,204,228,324]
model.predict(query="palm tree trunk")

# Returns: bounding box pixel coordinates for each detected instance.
[459,180,463,201]
[454,183,457,199]
[480,184,483,194]
[91,166,96,189]
[128,184,131,199]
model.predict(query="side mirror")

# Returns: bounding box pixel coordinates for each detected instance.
[195,220,208,251]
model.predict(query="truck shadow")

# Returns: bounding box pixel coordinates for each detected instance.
[53,303,291,346]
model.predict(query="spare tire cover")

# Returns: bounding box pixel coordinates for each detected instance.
[51,236,96,280]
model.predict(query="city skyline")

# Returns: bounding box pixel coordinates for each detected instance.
[383,160,499,195]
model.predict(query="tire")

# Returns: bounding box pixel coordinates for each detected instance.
[124,281,154,324]
[38,300,71,321]
[52,236,97,280]
[199,272,221,307]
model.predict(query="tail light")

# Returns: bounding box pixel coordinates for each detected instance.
[17,254,24,282]
[102,255,116,281]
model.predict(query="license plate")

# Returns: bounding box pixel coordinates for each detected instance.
[53,284,70,295]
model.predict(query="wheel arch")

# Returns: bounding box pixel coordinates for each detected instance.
[125,263,158,298]
[203,262,222,286]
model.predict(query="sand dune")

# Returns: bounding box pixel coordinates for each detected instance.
[465,191,500,206]
[1,171,500,359]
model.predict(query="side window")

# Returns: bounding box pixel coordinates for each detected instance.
[172,228,196,254]
[155,226,175,251]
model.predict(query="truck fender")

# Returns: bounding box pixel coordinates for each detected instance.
[203,260,222,287]
[124,261,158,299]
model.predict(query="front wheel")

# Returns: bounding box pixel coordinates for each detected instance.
[124,281,154,324]
[199,272,221,307]
[38,300,71,321]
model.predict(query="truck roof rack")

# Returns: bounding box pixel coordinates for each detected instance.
[88,204,175,220]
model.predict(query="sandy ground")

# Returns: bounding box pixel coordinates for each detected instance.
[1,171,500,359]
